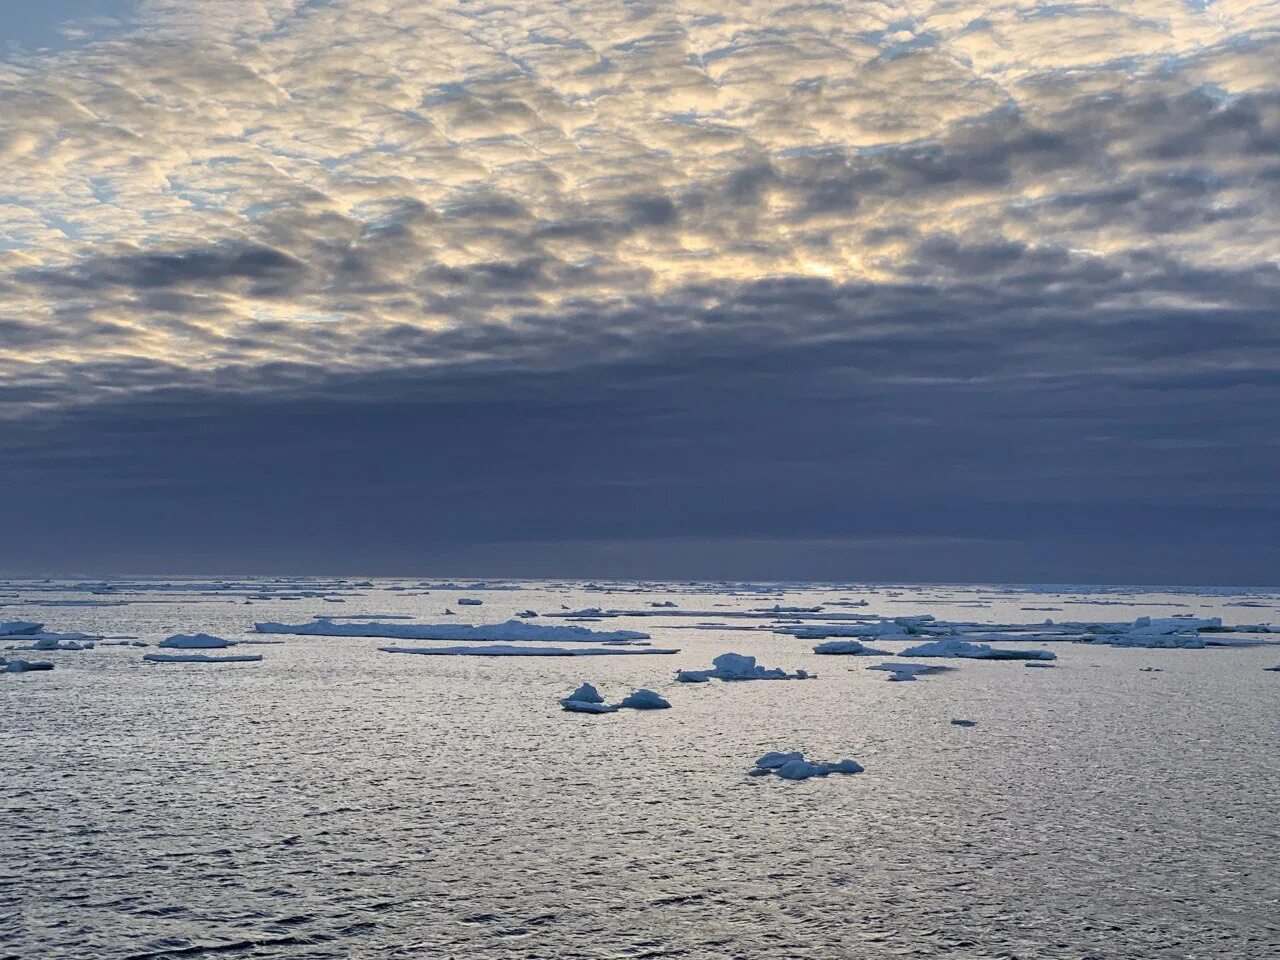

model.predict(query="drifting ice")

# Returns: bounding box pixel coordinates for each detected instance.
[618,688,671,709]
[812,639,890,656]
[749,752,863,780]
[158,633,235,649]
[379,644,678,657]
[900,637,1056,661]
[676,652,813,682]
[143,653,263,664]
[255,619,651,644]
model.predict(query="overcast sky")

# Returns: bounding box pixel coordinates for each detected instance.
[1,1,1278,584]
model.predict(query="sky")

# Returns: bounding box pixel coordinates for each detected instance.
[1,1,1278,584]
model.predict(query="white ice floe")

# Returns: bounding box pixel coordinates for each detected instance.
[157,633,235,649]
[1086,617,1213,648]
[561,699,618,713]
[255,618,651,644]
[143,653,263,664]
[812,639,890,656]
[9,635,96,651]
[866,662,945,681]
[1,621,44,637]
[379,644,679,657]
[676,652,813,682]
[650,601,677,608]
[2,657,54,673]
[900,637,1056,661]
[457,598,483,606]
[566,682,604,703]
[749,752,863,780]
[618,688,671,710]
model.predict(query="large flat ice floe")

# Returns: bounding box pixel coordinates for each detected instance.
[143,653,263,664]
[866,662,948,681]
[158,633,235,649]
[748,752,864,781]
[379,644,679,657]
[255,618,651,644]
[899,637,1056,661]
[1083,617,1216,648]
[812,639,890,656]
[676,652,813,682]
[1,621,44,637]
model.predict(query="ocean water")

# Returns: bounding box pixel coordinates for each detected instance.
[3,579,1280,960]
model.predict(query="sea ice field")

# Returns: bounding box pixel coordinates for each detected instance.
[3,577,1280,959]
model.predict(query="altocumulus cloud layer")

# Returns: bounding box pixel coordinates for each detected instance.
[1,0,1278,581]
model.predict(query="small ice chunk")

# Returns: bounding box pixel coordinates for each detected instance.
[561,699,618,714]
[676,652,812,682]
[457,598,483,606]
[0,621,44,637]
[618,688,671,710]
[951,719,977,727]
[755,752,863,780]
[143,653,263,664]
[755,751,804,769]
[866,662,942,681]
[566,682,604,704]
[900,637,1055,661]
[158,633,234,649]
[812,640,890,656]
[2,657,55,673]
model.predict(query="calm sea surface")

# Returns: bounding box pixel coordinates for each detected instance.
[3,580,1279,959]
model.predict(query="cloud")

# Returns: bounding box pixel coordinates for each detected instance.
[1,1,1279,578]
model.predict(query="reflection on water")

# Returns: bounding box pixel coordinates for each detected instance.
[3,581,1280,959]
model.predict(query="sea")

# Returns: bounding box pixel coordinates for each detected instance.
[3,578,1279,959]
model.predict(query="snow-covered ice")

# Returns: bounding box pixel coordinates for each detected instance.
[750,752,863,780]
[618,689,671,710]
[867,662,945,681]
[812,639,890,656]
[255,618,651,644]
[157,633,235,649]
[2,657,54,673]
[900,637,1056,661]
[676,652,813,682]
[379,644,679,657]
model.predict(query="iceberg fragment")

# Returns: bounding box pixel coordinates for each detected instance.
[618,688,671,710]
[751,752,863,781]
[812,639,890,656]
[2,657,54,673]
[900,637,1055,660]
[158,633,235,649]
[866,662,945,681]
[255,619,650,644]
[675,652,813,682]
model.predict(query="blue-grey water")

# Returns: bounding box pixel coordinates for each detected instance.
[3,580,1280,959]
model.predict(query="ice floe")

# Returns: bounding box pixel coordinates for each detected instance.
[618,688,671,710]
[379,644,678,657]
[255,618,651,644]
[866,662,946,681]
[457,598,483,606]
[951,719,977,727]
[676,652,813,682]
[748,752,863,780]
[143,653,263,664]
[158,633,235,649]
[900,637,1056,661]
[1,621,43,636]
[812,639,890,656]
[2,657,54,673]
